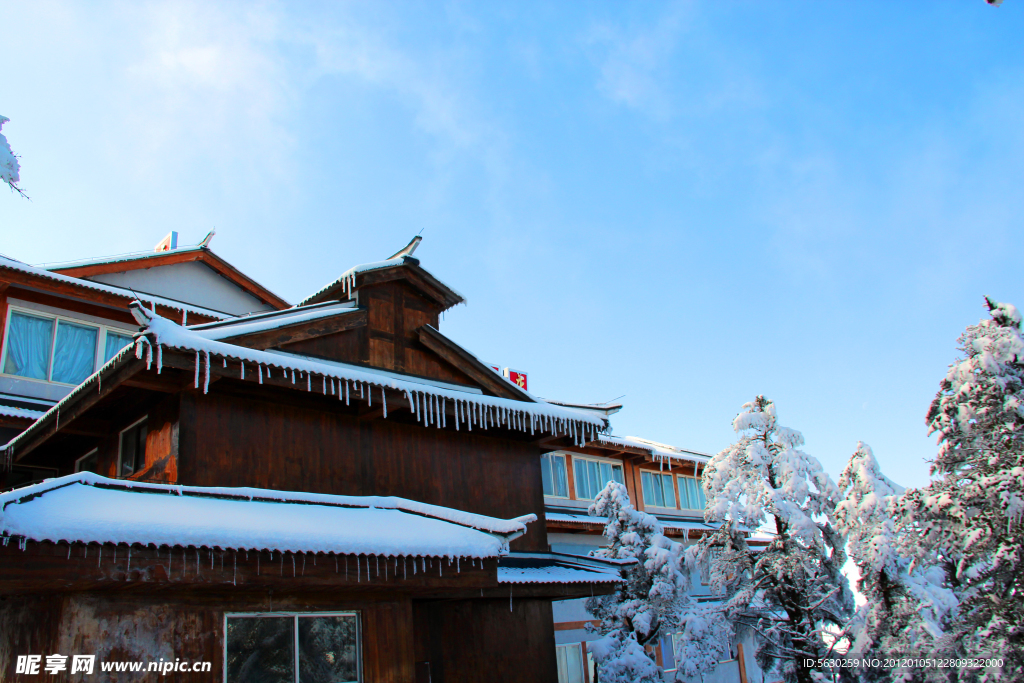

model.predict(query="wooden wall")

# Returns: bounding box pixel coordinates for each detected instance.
[281,280,478,389]
[0,591,415,683]
[180,389,549,552]
[413,598,558,683]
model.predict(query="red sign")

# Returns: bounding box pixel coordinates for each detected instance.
[504,368,528,391]
[485,362,501,374]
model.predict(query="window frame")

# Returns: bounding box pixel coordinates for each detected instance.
[677,474,707,511]
[223,610,362,683]
[541,452,570,499]
[571,454,625,502]
[555,642,585,683]
[640,469,677,510]
[0,304,136,387]
[117,416,149,478]
[75,448,99,474]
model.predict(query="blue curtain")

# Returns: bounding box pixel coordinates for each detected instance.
[3,312,54,380]
[51,321,98,385]
[103,331,134,363]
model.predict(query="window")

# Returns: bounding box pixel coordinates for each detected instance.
[677,475,707,511]
[555,643,584,683]
[75,448,99,474]
[119,418,148,477]
[573,457,624,501]
[640,471,676,509]
[541,453,569,498]
[225,612,360,683]
[104,331,135,363]
[1,306,135,386]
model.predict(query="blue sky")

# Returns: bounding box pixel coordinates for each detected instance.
[2,1,1021,489]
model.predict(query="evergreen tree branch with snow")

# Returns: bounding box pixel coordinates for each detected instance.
[585,481,732,683]
[0,116,26,198]
[896,298,1024,680]
[690,396,854,683]
[835,442,957,682]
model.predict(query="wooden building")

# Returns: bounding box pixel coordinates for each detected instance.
[0,237,627,682]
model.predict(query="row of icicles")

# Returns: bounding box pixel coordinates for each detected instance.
[136,338,602,447]
[3,536,484,587]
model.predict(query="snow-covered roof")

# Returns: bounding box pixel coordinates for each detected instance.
[297,255,466,309]
[541,400,623,417]
[0,472,534,559]
[590,435,711,465]
[0,405,45,421]
[187,301,358,341]
[0,254,229,320]
[37,245,206,271]
[497,552,628,585]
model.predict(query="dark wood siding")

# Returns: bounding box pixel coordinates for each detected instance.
[183,390,548,551]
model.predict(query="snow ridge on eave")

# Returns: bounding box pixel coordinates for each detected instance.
[190,303,360,341]
[297,257,467,309]
[187,300,352,331]
[133,309,607,445]
[497,566,624,585]
[0,472,535,537]
[0,406,45,421]
[0,256,230,320]
[593,434,710,464]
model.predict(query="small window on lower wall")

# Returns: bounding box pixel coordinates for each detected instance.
[118,418,148,478]
[541,453,569,498]
[555,642,585,683]
[225,612,361,683]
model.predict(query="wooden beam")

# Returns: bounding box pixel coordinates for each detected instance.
[219,308,367,349]
[416,325,527,401]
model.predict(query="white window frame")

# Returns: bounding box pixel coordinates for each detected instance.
[640,469,677,510]
[541,452,570,499]
[677,474,706,511]
[223,611,362,683]
[0,304,135,387]
[571,454,625,501]
[117,416,148,478]
[75,448,99,473]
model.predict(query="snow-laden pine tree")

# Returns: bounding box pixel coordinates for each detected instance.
[586,481,731,683]
[898,298,1024,678]
[691,396,853,683]
[835,442,957,681]
[0,116,25,197]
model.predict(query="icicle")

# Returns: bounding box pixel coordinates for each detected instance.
[413,557,417,575]
[322,376,326,394]
[455,401,460,431]
[203,351,211,394]
[182,310,188,325]
[241,362,245,380]
[360,383,364,399]
[290,369,294,384]
[407,391,416,414]
[266,367,271,379]
[381,388,387,418]
[367,383,371,407]
[233,551,236,586]
[259,365,263,384]
[421,557,426,573]
[307,373,311,391]
[441,399,445,428]
[345,382,350,405]
[404,557,408,579]
[302,554,306,575]
[126,547,132,573]
[439,560,442,577]
[156,345,163,374]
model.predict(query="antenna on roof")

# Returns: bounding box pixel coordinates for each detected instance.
[387,235,422,260]
[199,230,216,248]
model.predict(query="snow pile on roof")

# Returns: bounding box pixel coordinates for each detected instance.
[37,245,205,272]
[0,473,533,560]
[592,434,710,465]
[130,306,608,444]
[0,255,228,320]
[297,255,466,308]
[497,552,628,585]
[0,405,45,421]
[188,301,358,341]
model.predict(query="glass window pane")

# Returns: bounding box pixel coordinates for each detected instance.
[299,615,359,683]
[541,454,554,496]
[76,450,98,474]
[663,474,676,509]
[226,616,295,683]
[683,478,698,509]
[587,461,599,500]
[573,459,588,499]
[120,422,147,477]
[104,332,134,363]
[556,646,568,683]
[641,472,655,507]
[696,478,707,509]
[51,321,98,384]
[612,465,623,484]
[3,312,54,380]
[552,456,568,497]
